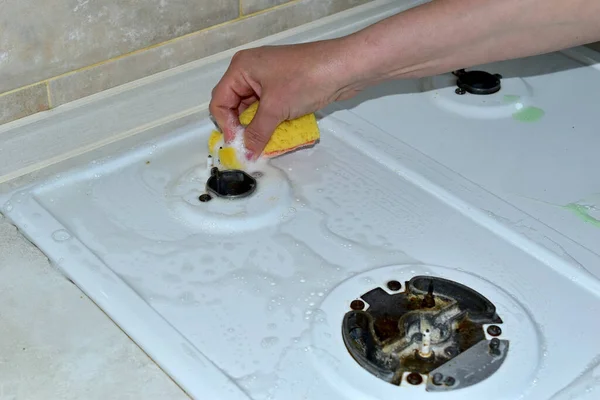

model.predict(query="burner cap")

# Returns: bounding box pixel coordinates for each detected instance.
[454,69,502,95]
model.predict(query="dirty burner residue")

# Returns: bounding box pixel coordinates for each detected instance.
[342,276,508,391]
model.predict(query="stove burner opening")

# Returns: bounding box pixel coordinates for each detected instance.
[342,276,509,392]
[453,69,502,95]
[206,167,257,199]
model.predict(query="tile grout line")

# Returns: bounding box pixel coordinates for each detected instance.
[45,82,53,109]
[0,81,48,99]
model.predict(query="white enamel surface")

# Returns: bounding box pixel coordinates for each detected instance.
[338,50,600,268]
[2,2,600,399]
[4,106,600,398]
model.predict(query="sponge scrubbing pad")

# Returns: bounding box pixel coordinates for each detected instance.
[208,101,320,170]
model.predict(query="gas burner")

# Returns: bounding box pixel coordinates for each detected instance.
[169,162,293,234]
[206,167,257,199]
[342,276,508,391]
[453,69,502,95]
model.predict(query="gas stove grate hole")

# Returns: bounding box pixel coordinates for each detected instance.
[206,167,257,199]
[453,69,502,95]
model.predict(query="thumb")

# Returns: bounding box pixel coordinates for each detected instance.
[243,101,282,160]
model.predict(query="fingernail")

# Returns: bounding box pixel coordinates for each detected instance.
[245,150,255,161]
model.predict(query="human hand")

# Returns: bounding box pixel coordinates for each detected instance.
[209,38,361,160]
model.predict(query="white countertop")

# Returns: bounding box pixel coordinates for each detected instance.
[0,216,188,399]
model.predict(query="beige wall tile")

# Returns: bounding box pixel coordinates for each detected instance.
[0,0,238,93]
[242,0,293,15]
[49,0,371,107]
[0,84,49,125]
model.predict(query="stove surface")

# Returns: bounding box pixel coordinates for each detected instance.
[2,4,600,399]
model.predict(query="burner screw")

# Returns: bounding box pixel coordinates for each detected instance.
[387,280,401,291]
[407,372,423,385]
[199,194,212,202]
[455,87,466,95]
[432,373,444,386]
[251,171,263,178]
[487,325,502,337]
[444,376,456,386]
[445,346,459,357]
[422,280,436,308]
[489,338,501,356]
[350,300,365,311]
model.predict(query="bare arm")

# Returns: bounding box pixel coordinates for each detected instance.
[210,0,600,159]
[344,0,600,86]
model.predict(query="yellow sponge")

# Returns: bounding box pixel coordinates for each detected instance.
[208,101,320,169]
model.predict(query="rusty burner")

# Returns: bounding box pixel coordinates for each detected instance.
[342,276,509,391]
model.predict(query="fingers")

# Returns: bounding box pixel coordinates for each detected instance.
[209,64,256,142]
[243,100,282,160]
[209,90,240,142]
[238,96,259,115]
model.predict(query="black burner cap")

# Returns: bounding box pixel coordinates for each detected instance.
[454,69,501,95]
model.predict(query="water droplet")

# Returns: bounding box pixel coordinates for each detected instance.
[52,229,71,242]
[4,202,13,212]
[260,336,279,349]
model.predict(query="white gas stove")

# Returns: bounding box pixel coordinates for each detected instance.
[2,1,600,399]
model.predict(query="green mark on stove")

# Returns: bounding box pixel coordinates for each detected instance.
[563,203,600,228]
[512,106,545,122]
[503,94,520,104]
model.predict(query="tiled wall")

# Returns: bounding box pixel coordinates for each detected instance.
[0,0,370,126]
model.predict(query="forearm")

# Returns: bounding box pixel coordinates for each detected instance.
[340,0,600,89]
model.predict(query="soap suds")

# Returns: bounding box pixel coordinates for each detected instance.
[221,125,267,171]
[229,126,250,165]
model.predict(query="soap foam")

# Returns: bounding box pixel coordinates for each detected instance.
[229,126,249,166]
[226,126,270,172]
